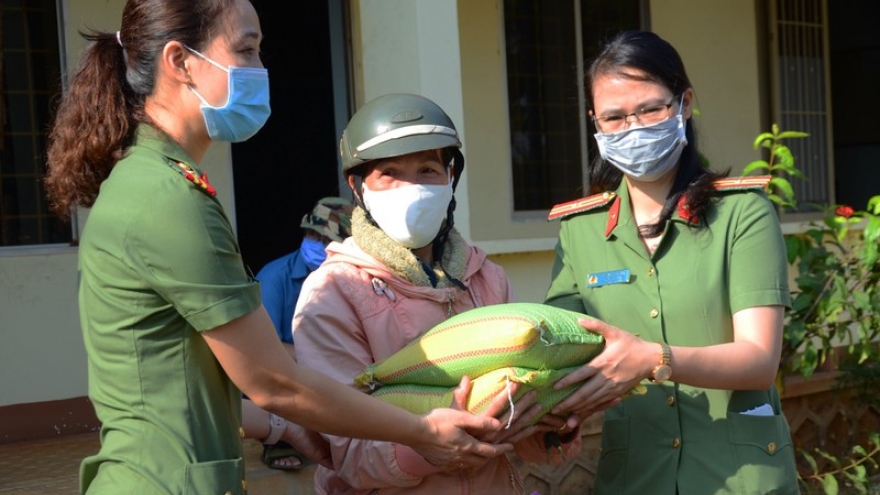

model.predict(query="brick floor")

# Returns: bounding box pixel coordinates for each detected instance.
[0,432,317,494]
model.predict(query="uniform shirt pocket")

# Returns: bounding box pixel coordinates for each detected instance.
[183,457,245,495]
[727,412,799,494]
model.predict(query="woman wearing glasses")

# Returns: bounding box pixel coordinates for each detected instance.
[543,30,799,494]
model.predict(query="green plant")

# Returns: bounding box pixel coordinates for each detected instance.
[744,125,880,494]
[799,433,880,495]
[745,124,880,381]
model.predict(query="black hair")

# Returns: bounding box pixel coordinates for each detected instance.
[586,30,728,237]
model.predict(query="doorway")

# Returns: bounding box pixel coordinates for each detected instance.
[232,1,351,273]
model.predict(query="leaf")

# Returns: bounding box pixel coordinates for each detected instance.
[743,160,770,175]
[768,195,785,207]
[777,130,810,140]
[785,235,807,264]
[773,145,795,169]
[769,177,796,205]
[864,216,880,244]
[867,195,880,215]
[753,132,774,149]
[802,449,819,473]
[822,473,839,494]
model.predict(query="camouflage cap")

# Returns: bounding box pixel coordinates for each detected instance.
[300,197,354,242]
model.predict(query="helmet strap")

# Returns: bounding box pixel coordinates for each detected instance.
[450,149,465,191]
[431,196,468,292]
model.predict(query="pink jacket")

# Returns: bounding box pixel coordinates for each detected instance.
[292,238,580,494]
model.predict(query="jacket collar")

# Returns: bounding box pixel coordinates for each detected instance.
[350,207,471,288]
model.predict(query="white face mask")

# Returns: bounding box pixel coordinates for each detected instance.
[593,95,688,182]
[362,180,453,249]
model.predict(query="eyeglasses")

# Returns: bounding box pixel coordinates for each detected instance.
[592,96,678,133]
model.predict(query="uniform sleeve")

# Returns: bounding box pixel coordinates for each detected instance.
[125,182,260,331]
[292,263,433,489]
[727,192,791,313]
[544,222,588,313]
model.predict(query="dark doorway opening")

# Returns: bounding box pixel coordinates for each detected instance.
[828,1,880,211]
[232,1,347,274]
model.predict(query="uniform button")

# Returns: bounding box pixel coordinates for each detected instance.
[239,427,245,438]
[650,309,659,318]
[768,442,776,453]
[672,437,681,448]
[225,491,234,495]
[242,480,247,490]
[667,395,675,406]
[647,267,655,277]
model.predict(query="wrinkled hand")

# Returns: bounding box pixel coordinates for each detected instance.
[411,406,513,471]
[550,317,653,428]
[450,375,552,446]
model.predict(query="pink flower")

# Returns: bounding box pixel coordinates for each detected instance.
[835,205,854,219]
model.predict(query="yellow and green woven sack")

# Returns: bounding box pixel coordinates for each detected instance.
[371,366,582,418]
[354,302,608,423]
[354,302,604,390]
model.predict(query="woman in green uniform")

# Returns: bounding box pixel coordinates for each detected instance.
[44,0,509,493]
[543,30,800,494]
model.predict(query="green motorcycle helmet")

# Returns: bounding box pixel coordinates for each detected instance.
[340,93,465,189]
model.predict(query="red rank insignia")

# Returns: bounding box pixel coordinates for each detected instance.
[175,162,217,196]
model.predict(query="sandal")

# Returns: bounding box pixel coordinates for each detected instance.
[261,441,307,471]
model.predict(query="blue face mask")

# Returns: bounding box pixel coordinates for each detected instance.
[300,237,328,271]
[185,46,271,142]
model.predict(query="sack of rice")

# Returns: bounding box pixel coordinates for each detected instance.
[354,302,604,390]
[370,366,581,420]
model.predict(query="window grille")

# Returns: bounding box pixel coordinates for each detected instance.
[0,0,69,247]
[503,0,643,212]
[770,0,834,210]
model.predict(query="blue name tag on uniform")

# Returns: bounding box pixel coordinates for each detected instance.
[586,269,631,288]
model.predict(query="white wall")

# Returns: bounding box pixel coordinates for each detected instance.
[651,0,766,174]
[0,0,237,407]
[2,0,768,407]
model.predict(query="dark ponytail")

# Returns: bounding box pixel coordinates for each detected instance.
[45,0,236,219]
[45,32,133,218]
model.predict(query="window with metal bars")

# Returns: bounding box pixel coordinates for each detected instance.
[769,0,833,212]
[770,0,879,214]
[1,0,69,247]
[503,0,644,212]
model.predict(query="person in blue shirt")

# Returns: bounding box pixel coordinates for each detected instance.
[254,196,353,469]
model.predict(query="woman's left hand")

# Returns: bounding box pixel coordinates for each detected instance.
[549,317,654,426]
[451,376,550,445]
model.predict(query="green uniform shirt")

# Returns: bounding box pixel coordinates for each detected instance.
[78,125,261,494]
[545,180,799,495]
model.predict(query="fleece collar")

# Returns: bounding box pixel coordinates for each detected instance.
[351,207,468,288]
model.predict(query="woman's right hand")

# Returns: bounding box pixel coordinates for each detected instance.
[450,375,549,445]
[411,407,513,471]
[549,317,654,429]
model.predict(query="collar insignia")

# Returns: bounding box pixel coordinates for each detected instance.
[173,161,217,196]
[676,175,771,223]
[548,191,617,221]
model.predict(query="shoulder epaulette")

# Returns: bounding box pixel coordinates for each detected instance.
[712,175,771,192]
[548,191,617,221]
[167,159,217,196]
